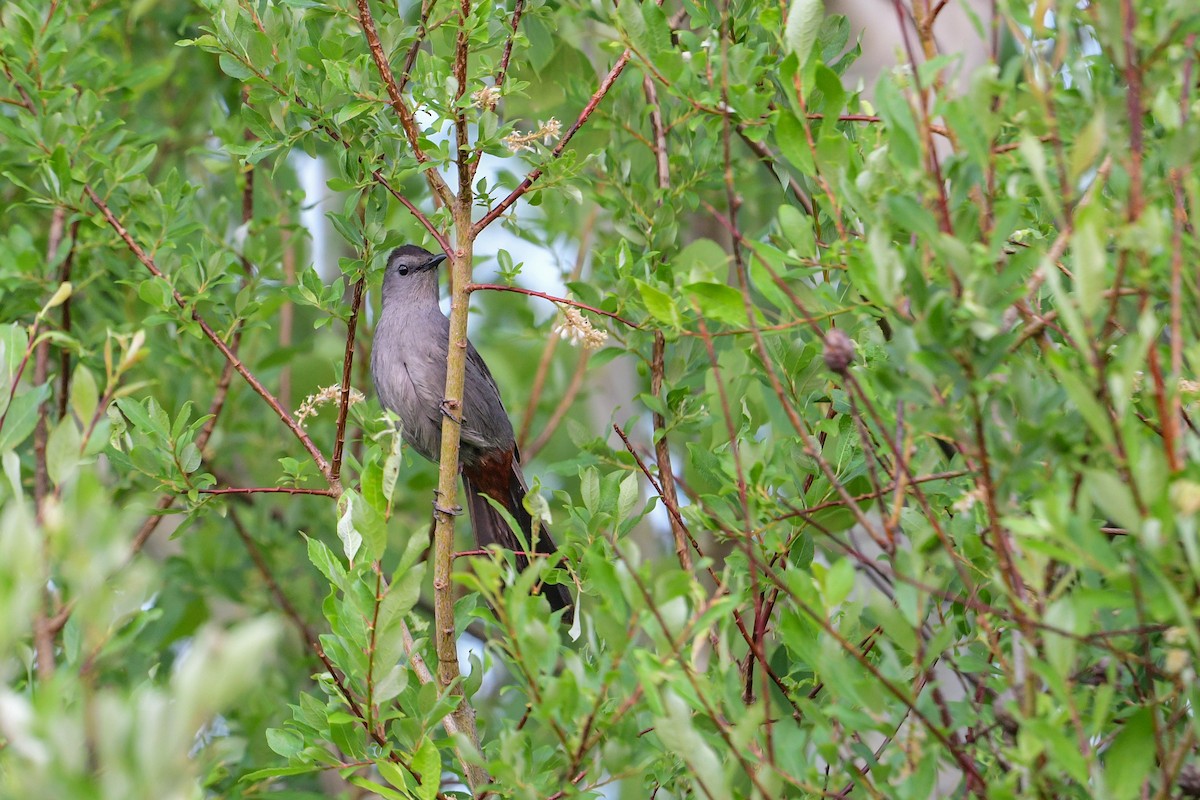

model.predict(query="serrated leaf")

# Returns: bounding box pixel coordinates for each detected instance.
[617,0,649,54]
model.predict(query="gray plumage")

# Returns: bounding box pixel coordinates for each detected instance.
[372,246,514,466]
[371,245,573,620]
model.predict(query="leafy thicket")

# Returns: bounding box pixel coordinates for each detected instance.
[1,0,1198,798]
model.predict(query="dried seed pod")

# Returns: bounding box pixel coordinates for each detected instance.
[823,328,854,374]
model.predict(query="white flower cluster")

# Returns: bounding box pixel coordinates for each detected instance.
[295,385,365,428]
[553,305,608,350]
[472,85,500,111]
[503,118,562,153]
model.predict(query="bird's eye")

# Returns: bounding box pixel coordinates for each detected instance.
[398,266,409,276]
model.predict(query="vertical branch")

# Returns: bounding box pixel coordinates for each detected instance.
[278,220,295,409]
[430,242,489,791]
[32,206,68,683]
[1164,36,1194,473]
[355,0,455,206]
[494,0,525,91]
[651,332,691,571]
[453,0,473,196]
[54,220,79,421]
[33,207,67,508]
[331,276,366,482]
[638,76,690,573]
[396,0,435,95]
[429,34,489,779]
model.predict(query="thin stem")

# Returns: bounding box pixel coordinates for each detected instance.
[468,283,639,330]
[354,0,454,206]
[473,50,631,234]
[331,276,366,482]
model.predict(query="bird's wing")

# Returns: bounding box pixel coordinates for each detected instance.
[460,338,516,453]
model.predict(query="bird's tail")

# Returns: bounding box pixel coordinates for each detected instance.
[462,451,574,622]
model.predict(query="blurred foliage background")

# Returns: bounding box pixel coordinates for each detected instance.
[2,0,1199,797]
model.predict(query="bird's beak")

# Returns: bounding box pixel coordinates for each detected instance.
[425,253,448,270]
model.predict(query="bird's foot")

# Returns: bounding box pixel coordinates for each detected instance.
[439,399,462,424]
[434,502,463,517]
[432,490,463,517]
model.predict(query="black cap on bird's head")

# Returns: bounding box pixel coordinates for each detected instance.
[387,245,447,277]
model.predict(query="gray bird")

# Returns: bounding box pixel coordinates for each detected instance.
[371,244,573,620]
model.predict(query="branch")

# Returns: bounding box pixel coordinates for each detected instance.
[453,0,473,196]
[494,0,525,90]
[83,185,336,488]
[354,0,454,207]
[201,486,336,496]
[472,50,632,234]
[467,283,639,330]
[331,277,366,482]
[396,0,435,95]
[429,204,489,792]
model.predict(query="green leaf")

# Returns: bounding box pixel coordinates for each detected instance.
[265,727,304,759]
[218,54,255,80]
[617,471,639,521]
[0,385,50,453]
[47,416,81,486]
[637,280,682,328]
[381,428,401,510]
[617,0,649,54]
[685,282,749,327]
[336,490,364,562]
[581,467,600,514]
[0,323,29,417]
[775,111,815,175]
[823,558,854,607]
[307,535,349,591]
[70,364,99,425]
[41,282,72,312]
[654,692,732,800]
[1105,707,1155,800]
[1072,218,1105,318]
[125,145,158,179]
[411,736,440,800]
[784,0,824,65]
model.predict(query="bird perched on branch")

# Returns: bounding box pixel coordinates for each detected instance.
[371,244,573,621]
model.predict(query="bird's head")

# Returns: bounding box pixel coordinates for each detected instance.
[381,245,447,304]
